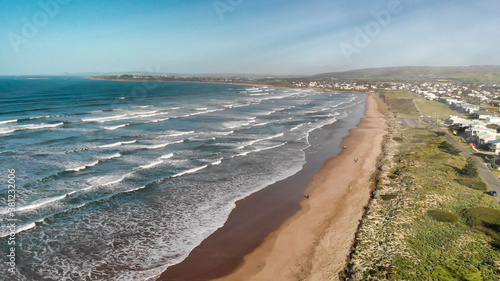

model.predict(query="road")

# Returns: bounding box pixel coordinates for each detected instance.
[425,118,500,202]
[395,117,424,127]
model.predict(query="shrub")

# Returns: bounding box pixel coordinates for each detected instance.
[389,166,402,179]
[464,207,500,226]
[427,210,459,223]
[457,178,488,191]
[461,157,478,177]
[381,194,398,201]
[464,207,500,242]
[486,124,499,130]
[438,141,460,155]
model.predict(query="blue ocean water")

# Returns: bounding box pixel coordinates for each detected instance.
[0,77,365,280]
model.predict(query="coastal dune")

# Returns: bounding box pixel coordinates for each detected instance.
[214,93,387,281]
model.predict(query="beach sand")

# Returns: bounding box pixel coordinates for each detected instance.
[158,93,387,281]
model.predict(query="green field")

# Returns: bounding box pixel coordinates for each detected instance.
[416,100,469,119]
[380,90,421,117]
[386,90,414,99]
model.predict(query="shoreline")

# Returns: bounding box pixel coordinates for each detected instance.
[157,93,387,280]
[84,76,369,95]
[212,93,387,281]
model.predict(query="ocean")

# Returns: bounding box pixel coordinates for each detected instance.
[0,77,365,280]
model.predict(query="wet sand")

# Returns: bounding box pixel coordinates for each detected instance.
[158,93,386,281]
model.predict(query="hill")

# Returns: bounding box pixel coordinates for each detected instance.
[310,65,500,83]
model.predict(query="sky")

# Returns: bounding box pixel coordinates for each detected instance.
[1,0,499,76]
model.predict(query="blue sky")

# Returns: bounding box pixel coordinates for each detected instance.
[1,0,499,75]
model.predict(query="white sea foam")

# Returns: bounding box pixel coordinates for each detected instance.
[0,119,18,125]
[101,153,122,160]
[236,133,284,150]
[148,117,170,123]
[143,140,184,150]
[172,165,209,178]
[137,113,161,118]
[101,173,131,186]
[66,160,100,172]
[124,185,147,193]
[140,160,163,169]
[231,103,251,108]
[66,191,78,197]
[160,153,174,159]
[233,142,287,158]
[166,131,194,137]
[252,121,270,127]
[16,194,67,213]
[225,119,256,129]
[214,130,234,136]
[187,108,224,117]
[30,115,53,120]
[0,222,37,237]
[211,158,223,166]
[0,128,16,135]
[14,122,64,131]
[104,124,129,130]
[290,123,306,131]
[82,114,128,123]
[245,87,262,92]
[98,140,137,148]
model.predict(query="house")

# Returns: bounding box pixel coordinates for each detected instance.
[474,111,495,120]
[465,125,497,144]
[485,116,500,124]
[489,139,500,154]
[447,115,484,128]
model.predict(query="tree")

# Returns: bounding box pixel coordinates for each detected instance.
[462,157,478,178]
[438,141,460,156]
[486,124,499,130]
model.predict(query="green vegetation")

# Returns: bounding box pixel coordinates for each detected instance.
[380,193,398,201]
[385,90,413,99]
[427,210,459,223]
[416,100,469,119]
[487,124,499,130]
[458,178,488,191]
[439,140,461,155]
[462,157,479,178]
[381,91,420,117]
[347,95,500,281]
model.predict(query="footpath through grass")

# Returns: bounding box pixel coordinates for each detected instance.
[346,96,500,281]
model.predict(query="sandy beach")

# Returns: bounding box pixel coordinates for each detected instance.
[158,93,387,281]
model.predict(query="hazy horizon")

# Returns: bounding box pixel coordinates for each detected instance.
[1,0,500,76]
